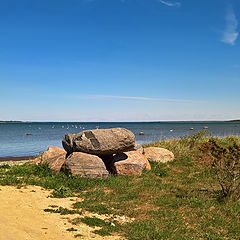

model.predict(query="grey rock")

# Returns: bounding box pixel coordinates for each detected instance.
[61,152,109,178]
[62,128,135,156]
[62,134,75,155]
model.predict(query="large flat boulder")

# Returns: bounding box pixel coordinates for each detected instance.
[144,147,174,163]
[62,128,135,156]
[110,150,151,176]
[31,146,66,172]
[61,152,109,178]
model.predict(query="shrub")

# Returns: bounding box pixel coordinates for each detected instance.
[200,138,240,201]
[180,130,210,150]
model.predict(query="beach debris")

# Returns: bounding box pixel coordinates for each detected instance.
[144,147,175,163]
[26,133,32,136]
[62,128,135,156]
[139,131,145,135]
[189,128,194,130]
[62,152,109,178]
[203,126,208,129]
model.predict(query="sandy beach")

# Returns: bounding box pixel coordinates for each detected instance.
[0,186,122,240]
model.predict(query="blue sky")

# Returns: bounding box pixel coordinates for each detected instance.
[0,0,239,121]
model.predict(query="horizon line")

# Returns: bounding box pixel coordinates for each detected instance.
[1,119,239,123]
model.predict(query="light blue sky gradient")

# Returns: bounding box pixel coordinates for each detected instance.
[0,0,239,121]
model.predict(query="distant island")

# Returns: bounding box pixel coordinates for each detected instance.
[227,120,240,122]
[0,121,31,123]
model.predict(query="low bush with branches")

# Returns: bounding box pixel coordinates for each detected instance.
[200,138,240,201]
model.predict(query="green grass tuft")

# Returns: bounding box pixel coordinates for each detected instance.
[44,206,82,215]
[50,186,73,198]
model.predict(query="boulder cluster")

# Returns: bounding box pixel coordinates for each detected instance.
[32,128,175,178]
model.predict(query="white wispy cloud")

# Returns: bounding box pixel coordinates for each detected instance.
[222,6,239,45]
[85,0,181,7]
[84,94,198,103]
[158,0,181,7]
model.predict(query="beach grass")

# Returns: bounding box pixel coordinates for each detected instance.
[0,133,239,240]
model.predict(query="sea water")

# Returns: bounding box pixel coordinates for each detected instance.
[0,122,239,157]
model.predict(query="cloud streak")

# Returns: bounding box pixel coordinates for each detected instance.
[85,0,181,7]
[158,0,181,7]
[84,95,198,103]
[222,6,239,45]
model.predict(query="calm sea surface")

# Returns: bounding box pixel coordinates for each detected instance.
[0,122,240,157]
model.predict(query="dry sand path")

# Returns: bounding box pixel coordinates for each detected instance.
[0,186,122,240]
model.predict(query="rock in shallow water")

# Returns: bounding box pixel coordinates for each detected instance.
[62,128,135,156]
[61,152,109,178]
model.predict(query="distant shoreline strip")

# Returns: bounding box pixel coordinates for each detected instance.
[0,156,35,162]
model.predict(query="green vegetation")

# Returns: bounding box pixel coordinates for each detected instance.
[44,206,82,215]
[200,138,240,201]
[50,186,73,198]
[0,132,240,240]
[79,216,122,236]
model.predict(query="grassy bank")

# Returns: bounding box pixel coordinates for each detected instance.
[0,132,239,240]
